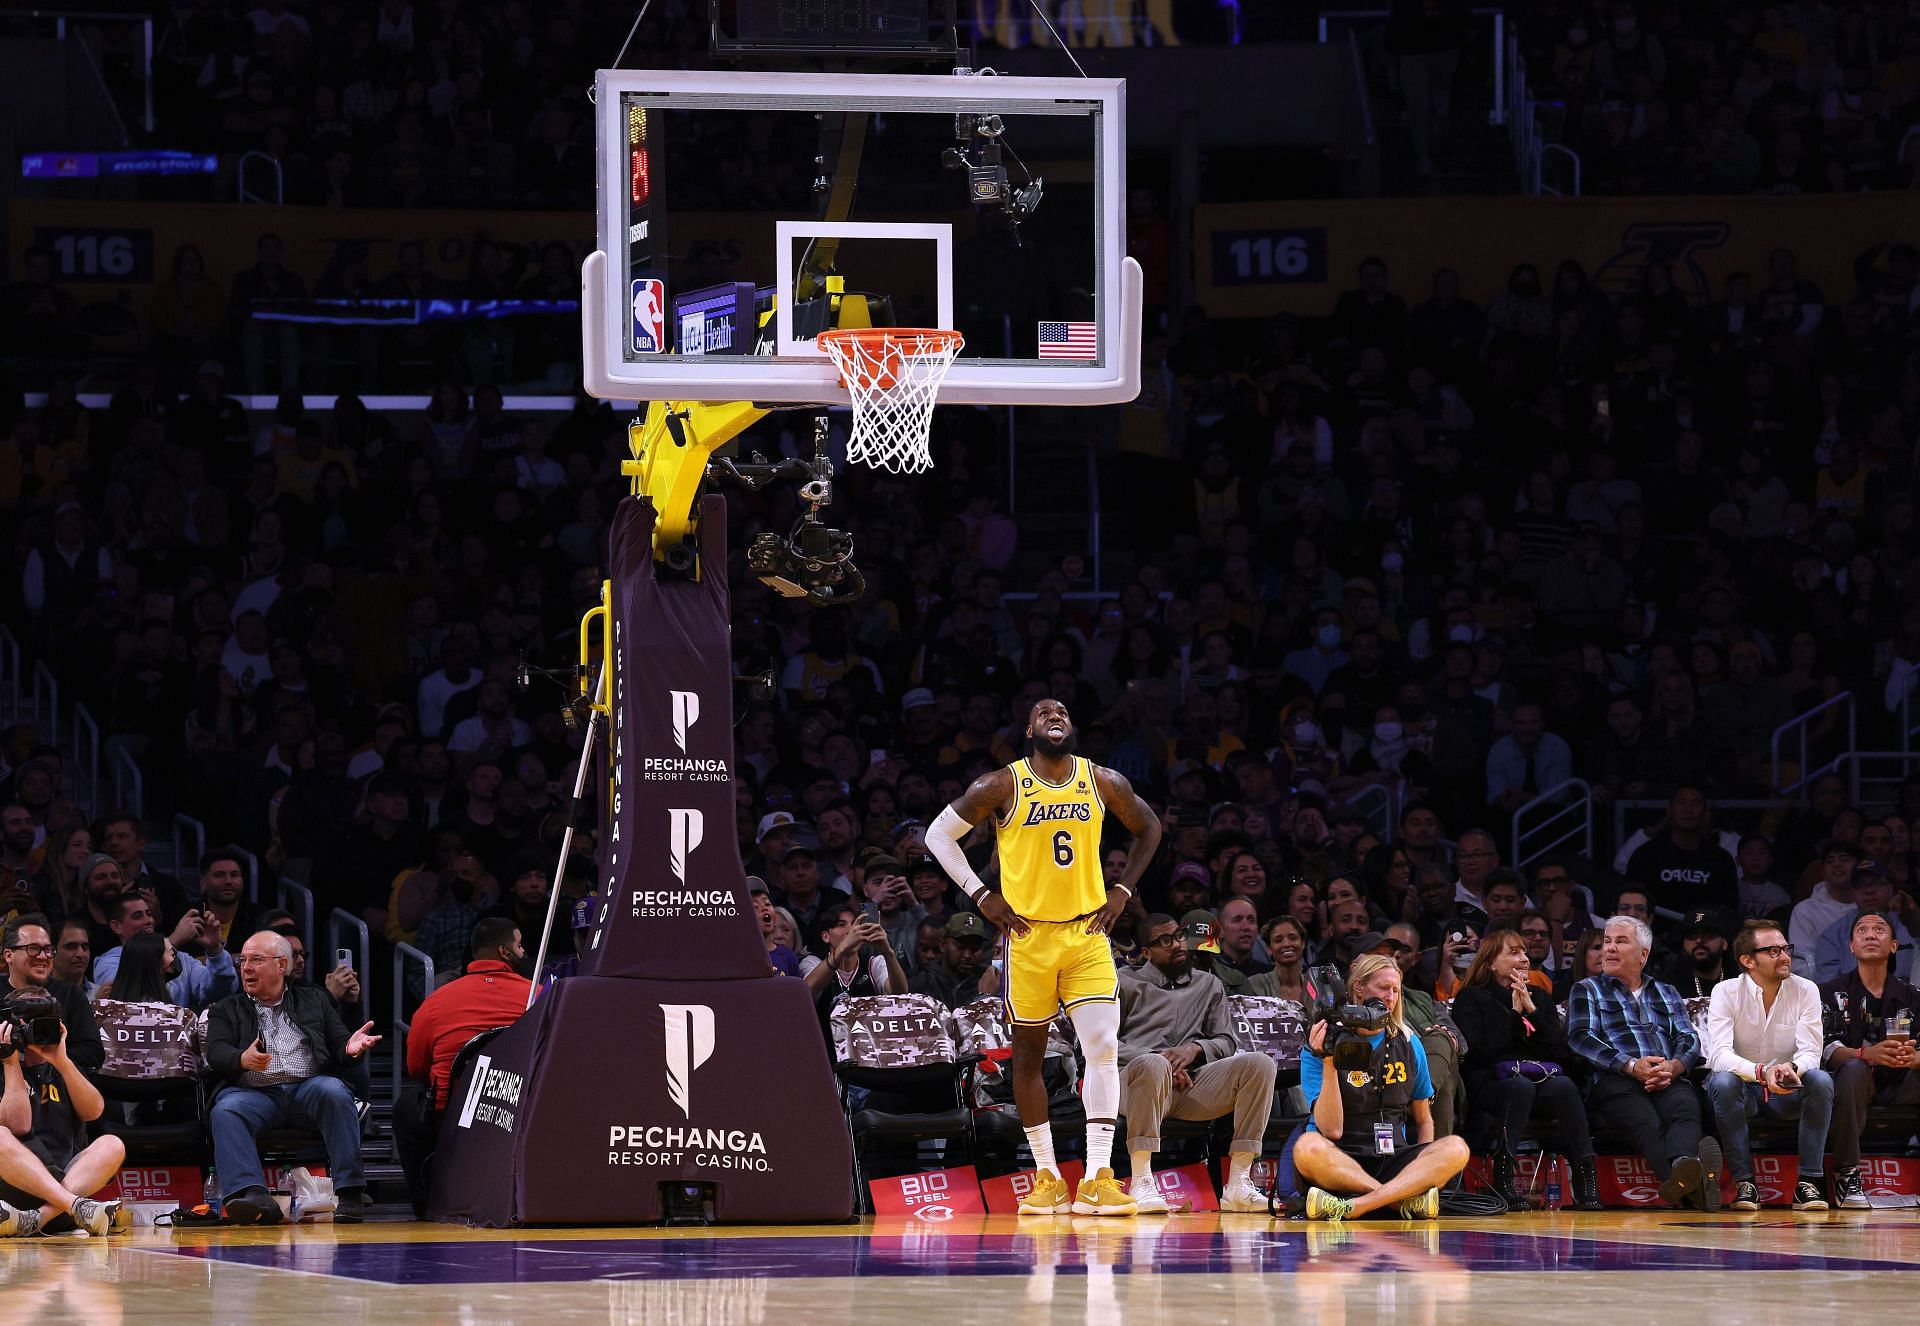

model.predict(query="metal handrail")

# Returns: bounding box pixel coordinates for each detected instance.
[237,150,283,205]
[1609,798,1790,873]
[392,942,437,1101]
[30,664,59,744]
[1340,783,1398,843]
[1510,776,1592,870]
[110,744,142,819]
[0,627,20,725]
[1771,689,1856,798]
[1538,142,1582,195]
[70,704,100,820]
[277,877,315,965]
[228,843,261,903]
[172,814,206,881]
[1345,28,1375,147]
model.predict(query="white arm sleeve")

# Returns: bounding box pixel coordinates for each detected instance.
[927,806,989,902]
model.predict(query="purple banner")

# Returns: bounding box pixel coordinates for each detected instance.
[582,495,773,982]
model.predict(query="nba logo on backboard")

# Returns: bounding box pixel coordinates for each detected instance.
[630,278,665,354]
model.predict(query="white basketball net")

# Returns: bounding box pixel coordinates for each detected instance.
[816,329,964,475]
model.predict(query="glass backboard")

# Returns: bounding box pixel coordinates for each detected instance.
[582,69,1139,406]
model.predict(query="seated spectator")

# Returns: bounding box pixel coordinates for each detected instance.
[194,850,266,956]
[857,853,924,957]
[1624,786,1738,913]
[1734,836,1792,923]
[1485,702,1573,814]
[47,918,88,989]
[1291,954,1470,1220]
[255,909,360,1009]
[1703,920,1833,1213]
[0,996,125,1237]
[1788,842,1861,971]
[205,931,380,1225]
[1661,909,1740,998]
[412,851,496,979]
[1819,910,1919,1211]
[1567,916,1715,1209]
[1811,863,1917,983]
[1116,914,1274,1213]
[1247,915,1309,1003]
[749,878,802,977]
[1215,896,1270,977]
[801,901,907,1037]
[908,912,998,1008]
[91,931,204,1081]
[394,917,530,1218]
[90,893,236,1011]
[1180,910,1249,993]
[1451,930,1601,1210]
[2,915,103,1071]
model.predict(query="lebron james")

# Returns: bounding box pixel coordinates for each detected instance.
[926,698,1161,1215]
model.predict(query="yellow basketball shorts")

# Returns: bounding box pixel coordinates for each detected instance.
[1005,920,1118,1026]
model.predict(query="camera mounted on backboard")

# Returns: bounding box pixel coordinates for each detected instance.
[943,107,1043,238]
[710,417,865,607]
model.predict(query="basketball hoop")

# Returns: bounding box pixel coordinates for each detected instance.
[816,328,964,474]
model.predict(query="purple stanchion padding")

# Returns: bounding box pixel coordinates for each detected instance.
[427,496,853,1225]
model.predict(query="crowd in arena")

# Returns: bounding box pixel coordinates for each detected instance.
[9,0,1920,1224]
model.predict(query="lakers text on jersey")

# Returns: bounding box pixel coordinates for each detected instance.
[995,757,1106,922]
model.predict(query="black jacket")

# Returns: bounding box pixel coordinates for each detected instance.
[1451,981,1573,1095]
[1818,968,1920,1078]
[204,982,370,1098]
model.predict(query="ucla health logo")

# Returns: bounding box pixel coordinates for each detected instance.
[668,808,704,885]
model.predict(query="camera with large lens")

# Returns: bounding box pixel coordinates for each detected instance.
[1306,964,1390,1072]
[0,987,64,1059]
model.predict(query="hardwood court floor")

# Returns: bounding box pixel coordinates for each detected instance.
[10,1210,1918,1325]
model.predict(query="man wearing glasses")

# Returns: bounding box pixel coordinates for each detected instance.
[204,930,381,1224]
[1702,920,1833,1211]
[1,914,103,1072]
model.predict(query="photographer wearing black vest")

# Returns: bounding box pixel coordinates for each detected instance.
[1291,953,1469,1220]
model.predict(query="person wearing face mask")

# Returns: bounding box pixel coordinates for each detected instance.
[393,916,530,1218]
[410,849,498,980]
[1343,703,1436,800]
[1278,702,1343,791]
[1282,609,1351,696]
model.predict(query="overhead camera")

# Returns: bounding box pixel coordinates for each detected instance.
[709,417,865,607]
[1306,965,1390,1072]
[943,112,1043,239]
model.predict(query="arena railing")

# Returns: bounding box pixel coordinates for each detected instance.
[274,876,314,964]
[1831,750,1920,819]
[1340,782,1398,843]
[29,663,60,745]
[329,907,373,1014]
[227,843,260,903]
[391,942,437,1101]
[1318,8,1510,124]
[69,704,101,821]
[23,7,155,134]
[110,744,143,821]
[0,628,18,728]
[1509,776,1591,872]
[1609,799,1791,874]
[1771,690,1856,799]
[170,814,206,883]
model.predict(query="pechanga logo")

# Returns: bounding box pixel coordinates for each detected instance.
[455,1054,523,1133]
[662,1003,715,1119]
[669,689,700,753]
[669,808,703,885]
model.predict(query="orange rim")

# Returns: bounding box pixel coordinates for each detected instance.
[817,327,964,390]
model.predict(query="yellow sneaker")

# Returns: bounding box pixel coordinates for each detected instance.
[1017,1170,1073,1215]
[1395,1187,1439,1220]
[1071,1167,1139,1216]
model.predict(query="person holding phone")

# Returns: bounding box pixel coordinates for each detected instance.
[856,853,925,961]
[800,901,907,1039]
[1703,920,1834,1212]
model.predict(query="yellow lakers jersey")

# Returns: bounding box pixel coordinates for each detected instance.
[995,756,1107,921]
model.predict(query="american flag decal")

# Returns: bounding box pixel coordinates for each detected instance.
[1037,321,1098,359]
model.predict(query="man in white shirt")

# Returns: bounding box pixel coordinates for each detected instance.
[1703,920,1834,1212]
